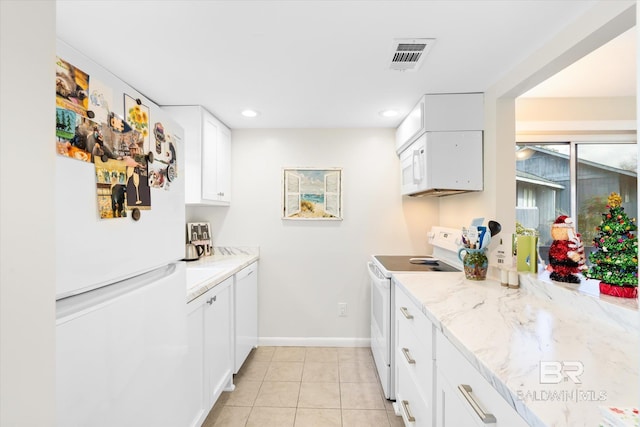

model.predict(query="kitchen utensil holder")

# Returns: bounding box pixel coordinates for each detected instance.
[458,248,488,280]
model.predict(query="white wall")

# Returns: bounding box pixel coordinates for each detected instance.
[0,1,56,424]
[187,128,438,344]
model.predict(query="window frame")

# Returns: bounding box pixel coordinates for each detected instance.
[516,135,637,235]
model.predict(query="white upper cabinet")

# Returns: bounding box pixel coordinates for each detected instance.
[396,93,484,154]
[164,106,231,205]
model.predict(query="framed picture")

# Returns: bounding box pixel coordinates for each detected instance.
[282,167,342,220]
[187,222,211,244]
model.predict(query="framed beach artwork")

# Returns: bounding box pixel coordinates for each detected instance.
[282,168,342,220]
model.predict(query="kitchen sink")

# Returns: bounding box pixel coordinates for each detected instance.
[186,267,226,289]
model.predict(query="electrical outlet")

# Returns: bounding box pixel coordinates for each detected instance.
[338,303,347,317]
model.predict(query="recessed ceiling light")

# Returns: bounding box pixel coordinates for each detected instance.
[380,109,399,118]
[241,109,258,118]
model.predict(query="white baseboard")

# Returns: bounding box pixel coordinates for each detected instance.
[258,337,371,347]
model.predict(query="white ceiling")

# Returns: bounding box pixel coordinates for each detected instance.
[55,1,633,129]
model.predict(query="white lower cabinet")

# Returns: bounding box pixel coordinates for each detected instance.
[396,356,432,427]
[187,276,234,426]
[204,277,234,409]
[394,282,527,427]
[185,295,206,427]
[394,283,435,427]
[234,262,258,373]
[435,331,528,427]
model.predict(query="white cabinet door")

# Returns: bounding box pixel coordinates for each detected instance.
[203,276,234,409]
[234,262,258,373]
[436,368,486,427]
[423,93,484,131]
[396,355,432,427]
[394,283,435,427]
[201,115,220,202]
[200,110,231,205]
[164,105,231,205]
[435,331,528,427]
[186,296,207,427]
[216,124,231,203]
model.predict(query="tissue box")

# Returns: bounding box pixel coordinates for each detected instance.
[600,407,639,427]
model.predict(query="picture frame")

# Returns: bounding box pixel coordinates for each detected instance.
[282,167,342,220]
[187,222,211,244]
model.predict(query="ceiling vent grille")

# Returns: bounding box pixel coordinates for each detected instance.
[390,38,435,71]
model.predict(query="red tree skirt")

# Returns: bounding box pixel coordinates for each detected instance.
[599,282,638,298]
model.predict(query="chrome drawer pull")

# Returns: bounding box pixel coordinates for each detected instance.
[401,399,416,422]
[400,306,414,319]
[458,384,497,424]
[401,347,416,364]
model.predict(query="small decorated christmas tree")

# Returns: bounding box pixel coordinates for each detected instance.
[585,192,638,298]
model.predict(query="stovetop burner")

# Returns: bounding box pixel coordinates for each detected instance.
[373,255,460,273]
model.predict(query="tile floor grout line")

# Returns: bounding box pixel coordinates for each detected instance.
[208,346,400,426]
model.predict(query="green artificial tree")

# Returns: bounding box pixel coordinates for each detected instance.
[585,192,638,298]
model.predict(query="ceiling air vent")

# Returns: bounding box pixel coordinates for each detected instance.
[390,38,435,71]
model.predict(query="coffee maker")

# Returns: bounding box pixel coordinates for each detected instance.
[187,222,213,256]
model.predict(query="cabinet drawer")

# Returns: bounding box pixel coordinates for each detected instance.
[436,331,528,427]
[396,319,434,403]
[395,284,433,359]
[396,353,433,427]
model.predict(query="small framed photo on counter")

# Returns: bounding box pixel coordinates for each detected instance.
[187,222,211,243]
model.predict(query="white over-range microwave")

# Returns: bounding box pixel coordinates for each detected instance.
[399,131,483,197]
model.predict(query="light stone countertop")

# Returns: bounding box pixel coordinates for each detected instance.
[392,271,638,427]
[184,247,259,303]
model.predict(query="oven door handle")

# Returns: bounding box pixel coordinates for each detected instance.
[367,262,388,288]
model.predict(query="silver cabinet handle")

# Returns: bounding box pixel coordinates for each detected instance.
[400,307,414,320]
[401,400,416,423]
[401,347,416,364]
[458,384,497,424]
[206,295,217,305]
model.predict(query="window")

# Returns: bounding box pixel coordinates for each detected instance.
[515,141,637,262]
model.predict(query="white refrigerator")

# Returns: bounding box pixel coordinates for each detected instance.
[55,41,195,427]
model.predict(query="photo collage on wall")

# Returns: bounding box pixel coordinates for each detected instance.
[55,56,179,220]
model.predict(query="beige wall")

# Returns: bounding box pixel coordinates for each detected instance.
[188,129,439,343]
[0,1,56,425]
[516,97,636,122]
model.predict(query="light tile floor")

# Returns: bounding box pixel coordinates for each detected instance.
[202,346,404,427]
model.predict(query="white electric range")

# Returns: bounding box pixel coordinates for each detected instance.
[368,226,462,400]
